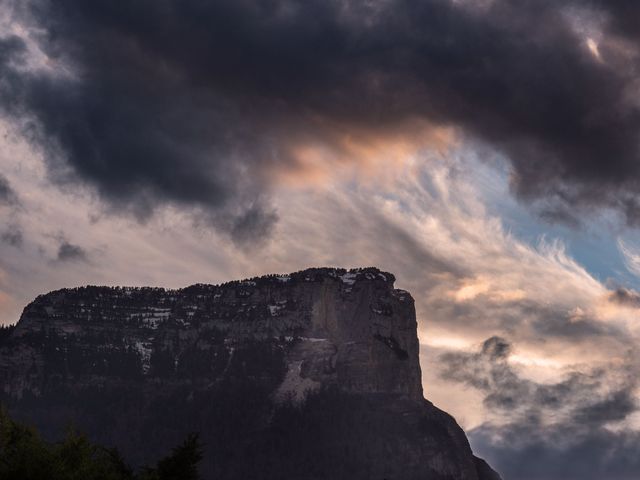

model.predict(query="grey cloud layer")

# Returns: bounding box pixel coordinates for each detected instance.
[441,337,640,480]
[1,225,22,247]
[2,0,640,231]
[0,173,23,246]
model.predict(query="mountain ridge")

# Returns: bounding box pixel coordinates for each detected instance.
[0,267,501,480]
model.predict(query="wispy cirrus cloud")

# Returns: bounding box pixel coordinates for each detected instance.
[618,238,640,277]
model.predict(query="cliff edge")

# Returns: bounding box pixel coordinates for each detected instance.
[0,267,501,480]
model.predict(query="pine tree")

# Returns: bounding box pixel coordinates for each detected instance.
[154,433,203,480]
[0,408,202,480]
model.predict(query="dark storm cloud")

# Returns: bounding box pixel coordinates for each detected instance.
[0,173,18,207]
[441,337,636,418]
[0,34,24,63]
[609,288,640,308]
[441,337,640,480]
[56,240,88,262]
[426,293,624,346]
[440,337,531,405]
[481,336,511,360]
[3,0,640,233]
[471,421,640,480]
[229,204,279,247]
[1,225,23,247]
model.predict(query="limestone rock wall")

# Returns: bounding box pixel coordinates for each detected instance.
[0,267,501,480]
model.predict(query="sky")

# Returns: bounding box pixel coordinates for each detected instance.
[2,1,640,478]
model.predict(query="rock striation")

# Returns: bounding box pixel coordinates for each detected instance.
[0,267,501,480]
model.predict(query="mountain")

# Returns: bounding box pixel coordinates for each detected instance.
[0,267,501,480]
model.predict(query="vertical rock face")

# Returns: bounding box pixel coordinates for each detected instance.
[0,267,501,480]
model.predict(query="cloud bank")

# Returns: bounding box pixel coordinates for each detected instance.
[441,337,640,480]
[2,0,640,233]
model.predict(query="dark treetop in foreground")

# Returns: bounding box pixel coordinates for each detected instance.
[0,409,203,480]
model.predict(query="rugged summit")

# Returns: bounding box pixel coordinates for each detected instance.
[0,267,501,480]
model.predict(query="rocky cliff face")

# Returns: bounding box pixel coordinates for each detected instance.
[0,267,501,480]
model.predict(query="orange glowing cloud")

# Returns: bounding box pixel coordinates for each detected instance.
[271,118,457,188]
[450,276,527,303]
